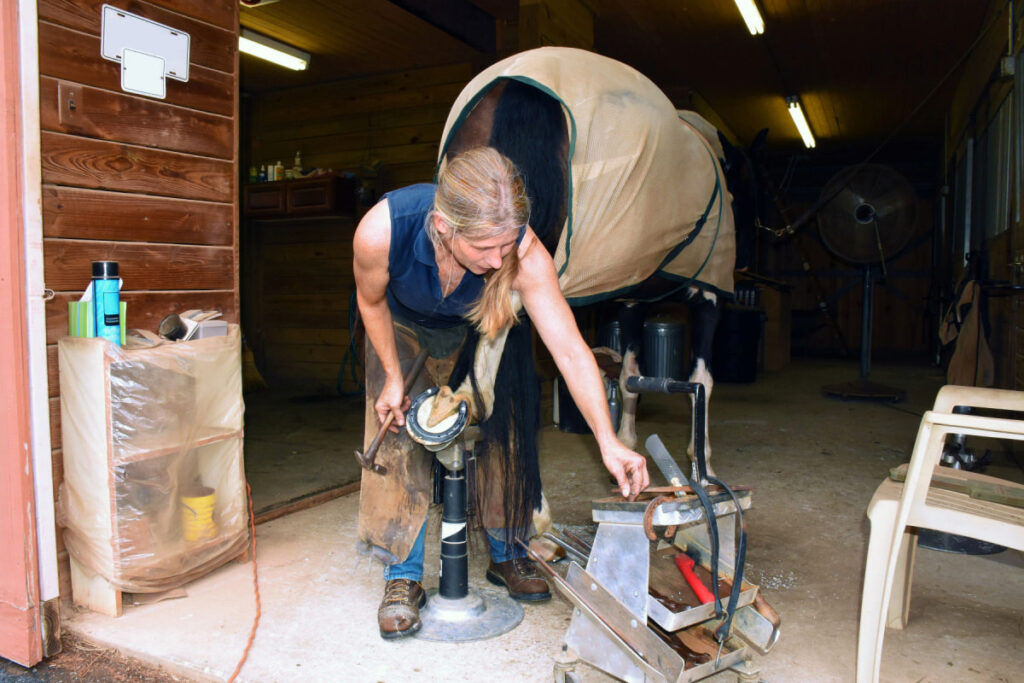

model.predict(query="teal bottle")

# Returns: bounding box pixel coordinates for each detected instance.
[92,261,121,346]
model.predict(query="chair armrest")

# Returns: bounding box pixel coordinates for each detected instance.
[923,410,1024,441]
[933,385,1024,414]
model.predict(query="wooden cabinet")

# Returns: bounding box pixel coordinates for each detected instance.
[244,182,287,215]
[243,174,356,218]
[57,327,248,616]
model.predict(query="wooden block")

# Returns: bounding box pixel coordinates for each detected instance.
[69,556,122,618]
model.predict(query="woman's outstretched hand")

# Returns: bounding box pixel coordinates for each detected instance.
[602,442,650,500]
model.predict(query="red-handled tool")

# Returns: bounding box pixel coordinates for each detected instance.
[674,553,714,604]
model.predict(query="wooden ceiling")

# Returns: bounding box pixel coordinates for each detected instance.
[240,0,999,162]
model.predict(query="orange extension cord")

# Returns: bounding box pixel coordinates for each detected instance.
[227,480,261,683]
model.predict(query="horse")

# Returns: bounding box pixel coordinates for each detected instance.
[431,47,737,541]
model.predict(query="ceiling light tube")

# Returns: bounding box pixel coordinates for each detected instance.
[787,96,816,149]
[733,0,764,35]
[239,28,309,71]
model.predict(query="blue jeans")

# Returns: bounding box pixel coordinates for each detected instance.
[384,522,527,582]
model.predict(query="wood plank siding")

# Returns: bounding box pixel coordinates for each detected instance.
[244,63,476,392]
[249,62,475,192]
[243,216,359,394]
[760,200,936,359]
[38,0,238,599]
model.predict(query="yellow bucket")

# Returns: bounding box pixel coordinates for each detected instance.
[181,486,217,542]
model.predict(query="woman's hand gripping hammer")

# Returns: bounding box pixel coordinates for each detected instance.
[354,348,429,475]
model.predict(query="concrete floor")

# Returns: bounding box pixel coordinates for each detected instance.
[62,359,1024,682]
[241,389,364,514]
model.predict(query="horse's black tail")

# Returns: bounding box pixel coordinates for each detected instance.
[448,318,542,548]
[489,79,567,255]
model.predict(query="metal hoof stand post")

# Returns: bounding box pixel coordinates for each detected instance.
[553,377,780,682]
[405,387,523,642]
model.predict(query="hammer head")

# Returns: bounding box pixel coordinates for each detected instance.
[353,449,387,475]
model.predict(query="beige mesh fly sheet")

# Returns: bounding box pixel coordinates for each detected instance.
[440,47,735,303]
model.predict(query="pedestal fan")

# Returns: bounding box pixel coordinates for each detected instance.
[817,164,918,401]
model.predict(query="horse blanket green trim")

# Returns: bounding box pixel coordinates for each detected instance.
[439,46,735,300]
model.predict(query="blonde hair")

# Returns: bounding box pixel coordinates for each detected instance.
[430,147,530,338]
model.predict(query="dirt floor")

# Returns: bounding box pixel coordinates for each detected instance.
[0,634,179,682]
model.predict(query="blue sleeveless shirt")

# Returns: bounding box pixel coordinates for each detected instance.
[384,184,485,329]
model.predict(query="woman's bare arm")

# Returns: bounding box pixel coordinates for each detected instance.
[514,231,650,497]
[353,199,408,429]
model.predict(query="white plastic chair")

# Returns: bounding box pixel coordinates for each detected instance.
[857,385,1024,683]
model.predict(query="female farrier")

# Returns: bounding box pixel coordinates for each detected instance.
[352,147,650,639]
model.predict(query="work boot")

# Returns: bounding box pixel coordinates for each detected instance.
[378,578,427,639]
[486,558,552,602]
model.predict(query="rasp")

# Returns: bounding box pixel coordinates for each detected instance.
[645,433,688,495]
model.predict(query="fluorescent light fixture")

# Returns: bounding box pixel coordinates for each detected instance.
[786,96,816,149]
[239,28,309,71]
[733,0,764,35]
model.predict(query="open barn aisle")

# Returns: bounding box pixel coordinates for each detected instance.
[63,359,1024,682]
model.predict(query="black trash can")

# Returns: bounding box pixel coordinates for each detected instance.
[642,318,686,379]
[555,376,590,434]
[713,305,762,383]
[596,319,623,355]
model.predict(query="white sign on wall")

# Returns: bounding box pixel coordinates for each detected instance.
[100,4,190,99]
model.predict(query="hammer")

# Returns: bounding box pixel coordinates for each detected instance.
[354,348,429,475]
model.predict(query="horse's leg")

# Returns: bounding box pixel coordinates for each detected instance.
[527,491,566,561]
[438,317,514,423]
[686,287,720,481]
[617,348,640,450]
[615,302,645,451]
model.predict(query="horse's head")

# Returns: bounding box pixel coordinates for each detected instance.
[720,128,770,271]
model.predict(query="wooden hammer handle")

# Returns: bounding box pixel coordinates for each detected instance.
[363,413,395,463]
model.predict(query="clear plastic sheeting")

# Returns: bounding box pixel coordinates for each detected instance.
[57,325,248,593]
[440,46,736,303]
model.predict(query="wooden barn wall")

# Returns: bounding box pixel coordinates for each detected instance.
[946,0,1023,389]
[249,62,476,196]
[759,200,936,359]
[1013,2,1024,391]
[519,0,594,50]
[244,63,475,393]
[243,216,360,394]
[38,0,238,599]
